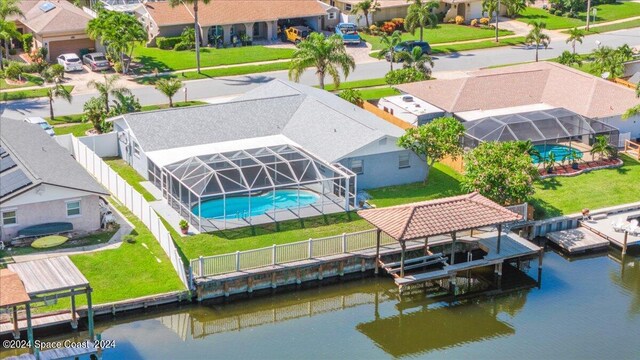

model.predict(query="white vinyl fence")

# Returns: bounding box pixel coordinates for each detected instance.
[191,203,530,278]
[71,137,189,289]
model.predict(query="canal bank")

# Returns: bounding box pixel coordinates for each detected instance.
[1,249,639,359]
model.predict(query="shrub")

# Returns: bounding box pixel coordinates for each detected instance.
[8,48,16,55]
[113,61,122,73]
[455,16,465,25]
[180,27,195,49]
[46,64,65,81]
[123,234,136,244]
[381,21,397,34]
[22,33,33,54]
[479,17,490,25]
[5,63,22,80]
[470,19,479,27]
[369,24,378,33]
[385,68,427,85]
[391,17,405,31]
[173,42,190,51]
[338,89,364,106]
[555,9,564,16]
[156,36,182,50]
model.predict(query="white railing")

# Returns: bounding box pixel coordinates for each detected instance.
[191,229,400,278]
[71,137,190,289]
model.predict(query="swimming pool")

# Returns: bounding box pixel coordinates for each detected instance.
[192,189,320,219]
[532,144,583,164]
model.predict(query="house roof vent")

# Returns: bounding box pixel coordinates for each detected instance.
[402,95,413,102]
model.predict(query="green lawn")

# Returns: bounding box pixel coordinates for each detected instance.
[53,123,92,137]
[517,2,640,30]
[358,87,401,100]
[1,85,74,101]
[105,158,157,202]
[431,36,527,54]
[323,78,387,91]
[0,74,44,89]
[136,61,291,85]
[133,45,294,73]
[361,25,514,50]
[572,18,640,34]
[531,155,640,218]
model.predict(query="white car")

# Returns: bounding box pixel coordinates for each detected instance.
[24,117,55,137]
[57,53,83,72]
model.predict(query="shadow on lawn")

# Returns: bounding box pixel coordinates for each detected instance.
[134,55,173,74]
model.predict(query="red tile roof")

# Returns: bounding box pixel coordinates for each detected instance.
[0,269,30,307]
[358,192,521,241]
[146,0,327,27]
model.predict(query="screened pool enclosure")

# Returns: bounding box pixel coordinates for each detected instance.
[462,108,619,150]
[163,145,357,231]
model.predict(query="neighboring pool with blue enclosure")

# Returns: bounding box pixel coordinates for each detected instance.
[532,144,583,164]
[192,189,320,220]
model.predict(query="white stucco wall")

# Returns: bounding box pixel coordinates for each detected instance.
[599,115,640,141]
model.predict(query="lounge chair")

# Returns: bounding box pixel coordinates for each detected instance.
[612,218,626,232]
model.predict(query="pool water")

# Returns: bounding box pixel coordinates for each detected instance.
[192,189,320,219]
[532,144,583,164]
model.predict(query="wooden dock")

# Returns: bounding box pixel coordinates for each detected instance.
[545,228,610,254]
[393,233,540,287]
[0,313,79,336]
[3,342,96,360]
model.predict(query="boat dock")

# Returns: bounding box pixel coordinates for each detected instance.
[0,313,79,337]
[3,342,96,360]
[546,209,640,254]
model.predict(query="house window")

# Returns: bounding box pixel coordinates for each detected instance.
[133,142,141,158]
[345,4,352,11]
[1,210,17,226]
[66,200,81,217]
[330,0,335,6]
[328,11,336,20]
[351,159,363,174]
[399,153,410,169]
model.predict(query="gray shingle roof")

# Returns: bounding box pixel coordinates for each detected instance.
[119,79,404,162]
[0,119,108,202]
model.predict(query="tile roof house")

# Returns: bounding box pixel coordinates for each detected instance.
[9,0,97,62]
[0,120,109,242]
[110,79,427,191]
[137,0,333,45]
[396,62,640,141]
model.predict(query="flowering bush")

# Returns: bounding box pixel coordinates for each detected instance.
[470,19,479,27]
[391,17,405,31]
[381,21,397,34]
[479,17,490,25]
[455,16,465,25]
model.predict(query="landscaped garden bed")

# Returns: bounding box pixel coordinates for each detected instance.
[539,158,623,178]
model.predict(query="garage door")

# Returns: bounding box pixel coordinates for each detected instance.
[48,38,95,61]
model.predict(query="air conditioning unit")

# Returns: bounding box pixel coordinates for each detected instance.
[402,95,414,102]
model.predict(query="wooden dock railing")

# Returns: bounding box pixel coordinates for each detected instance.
[624,139,640,160]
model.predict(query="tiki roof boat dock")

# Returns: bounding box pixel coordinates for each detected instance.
[358,193,542,292]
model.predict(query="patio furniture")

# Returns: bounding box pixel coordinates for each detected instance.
[628,220,640,236]
[612,218,626,232]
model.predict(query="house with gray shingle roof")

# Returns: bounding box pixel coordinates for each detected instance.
[0,120,109,242]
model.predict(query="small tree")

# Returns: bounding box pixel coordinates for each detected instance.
[338,89,364,106]
[87,74,131,113]
[404,0,439,42]
[4,62,22,80]
[377,30,402,71]
[565,27,584,54]
[109,92,141,116]
[82,96,107,133]
[397,46,434,76]
[351,0,380,28]
[525,20,550,62]
[397,117,465,184]
[41,70,71,121]
[590,135,617,160]
[462,141,538,206]
[557,50,582,67]
[46,64,65,81]
[288,33,355,89]
[591,45,632,79]
[154,78,183,107]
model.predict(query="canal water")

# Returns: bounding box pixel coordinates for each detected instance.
[2,249,639,359]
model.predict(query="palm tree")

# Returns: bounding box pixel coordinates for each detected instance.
[42,75,72,121]
[404,0,439,42]
[377,30,402,71]
[591,46,630,79]
[557,50,582,67]
[288,33,355,90]
[87,74,131,113]
[565,27,584,54]
[585,0,592,31]
[482,0,500,41]
[0,20,20,64]
[397,46,434,76]
[590,135,617,160]
[155,78,183,107]
[0,0,23,71]
[525,21,550,62]
[82,97,107,133]
[351,0,380,29]
[169,0,211,73]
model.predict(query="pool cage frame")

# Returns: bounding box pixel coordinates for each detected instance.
[163,144,357,231]
[461,108,620,156]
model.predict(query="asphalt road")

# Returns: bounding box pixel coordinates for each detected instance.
[1,28,639,120]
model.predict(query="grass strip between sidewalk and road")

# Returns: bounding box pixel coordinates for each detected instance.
[565,18,640,35]
[1,85,74,101]
[135,61,291,85]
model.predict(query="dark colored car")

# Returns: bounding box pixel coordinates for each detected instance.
[385,41,432,61]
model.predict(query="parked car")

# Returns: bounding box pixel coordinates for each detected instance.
[24,117,54,137]
[385,41,432,62]
[82,52,111,72]
[57,53,83,72]
[335,23,361,45]
[285,26,311,44]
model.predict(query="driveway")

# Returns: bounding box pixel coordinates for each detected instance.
[62,66,146,95]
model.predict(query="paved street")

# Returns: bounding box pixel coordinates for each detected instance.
[1,28,639,120]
